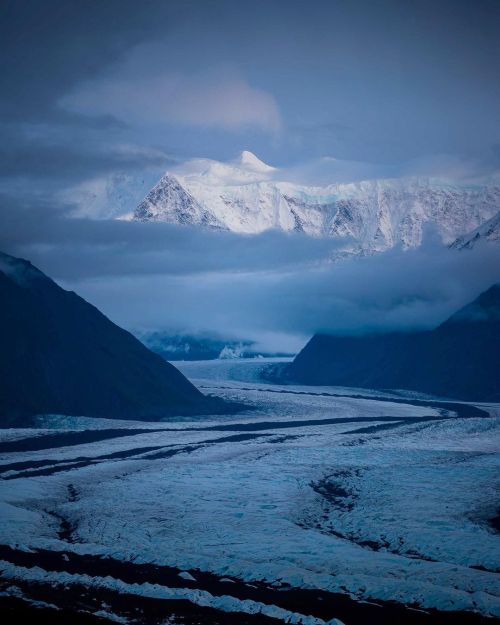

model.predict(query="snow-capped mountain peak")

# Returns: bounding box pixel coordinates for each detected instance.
[233,150,276,174]
[132,153,500,252]
[168,151,276,188]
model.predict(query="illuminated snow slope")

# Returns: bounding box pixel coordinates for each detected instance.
[134,152,500,253]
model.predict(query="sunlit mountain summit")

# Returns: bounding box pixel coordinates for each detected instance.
[133,151,500,254]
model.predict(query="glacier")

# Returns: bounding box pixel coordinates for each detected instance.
[0,358,498,623]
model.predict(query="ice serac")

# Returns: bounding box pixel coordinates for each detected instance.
[285,285,500,401]
[0,251,226,424]
[132,152,500,252]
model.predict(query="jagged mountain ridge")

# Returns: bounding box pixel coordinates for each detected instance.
[450,210,500,249]
[133,151,500,252]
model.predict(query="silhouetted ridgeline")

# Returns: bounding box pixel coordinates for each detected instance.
[0,251,233,425]
[284,285,500,401]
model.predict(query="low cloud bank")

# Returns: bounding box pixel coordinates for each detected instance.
[1,198,498,351]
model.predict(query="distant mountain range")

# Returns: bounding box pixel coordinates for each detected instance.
[281,285,500,401]
[136,331,293,361]
[133,151,500,254]
[0,251,230,424]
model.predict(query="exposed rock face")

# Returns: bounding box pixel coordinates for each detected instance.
[135,173,223,228]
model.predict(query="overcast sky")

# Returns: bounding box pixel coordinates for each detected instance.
[2,0,500,186]
[1,0,499,347]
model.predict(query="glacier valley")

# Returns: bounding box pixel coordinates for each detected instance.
[0,358,498,624]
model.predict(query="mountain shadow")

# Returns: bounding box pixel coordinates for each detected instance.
[0,251,237,425]
[283,285,500,401]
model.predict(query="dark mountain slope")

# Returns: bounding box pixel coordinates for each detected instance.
[286,285,500,401]
[0,251,227,424]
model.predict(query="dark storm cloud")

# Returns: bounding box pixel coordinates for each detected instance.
[75,0,499,165]
[2,0,500,173]
[0,123,171,183]
[0,0,173,121]
[0,0,178,190]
